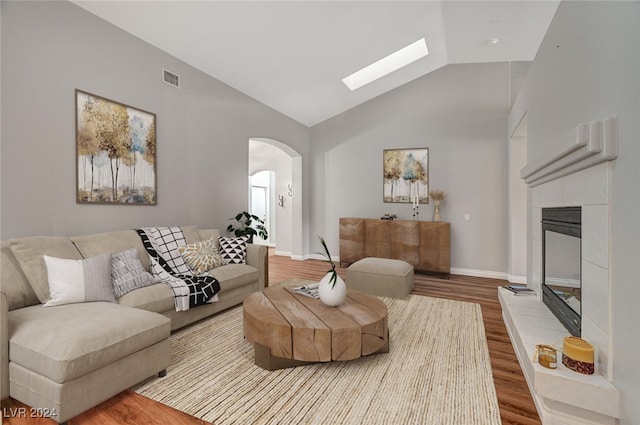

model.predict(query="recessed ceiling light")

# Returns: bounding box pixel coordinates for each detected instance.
[342,38,429,91]
[488,38,500,45]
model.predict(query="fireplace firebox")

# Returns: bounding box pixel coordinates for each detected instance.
[541,207,581,336]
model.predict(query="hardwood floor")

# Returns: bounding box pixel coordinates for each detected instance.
[1,250,540,425]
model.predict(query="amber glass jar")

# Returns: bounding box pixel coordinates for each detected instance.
[537,344,557,369]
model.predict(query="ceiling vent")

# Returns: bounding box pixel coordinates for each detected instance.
[162,68,180,88]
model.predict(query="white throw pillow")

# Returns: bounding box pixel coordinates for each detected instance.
[43,252,116,307]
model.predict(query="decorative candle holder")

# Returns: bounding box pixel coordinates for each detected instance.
[411,195,419,220]
[536,344,558,369]
[562,336,594,374]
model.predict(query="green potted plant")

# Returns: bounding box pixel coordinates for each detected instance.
[226,211,268,243]
[317,236,346,306]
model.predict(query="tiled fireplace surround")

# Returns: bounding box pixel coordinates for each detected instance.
[500,118,620,424]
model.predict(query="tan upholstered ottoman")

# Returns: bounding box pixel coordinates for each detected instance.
[346,257,414,299]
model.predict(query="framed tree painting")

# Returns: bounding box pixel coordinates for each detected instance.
[76,90,157,205]
[383,148,429,204]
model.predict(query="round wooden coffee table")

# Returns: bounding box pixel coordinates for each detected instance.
[243,281,389,370]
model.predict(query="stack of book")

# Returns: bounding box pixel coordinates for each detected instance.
[501,284,536,295]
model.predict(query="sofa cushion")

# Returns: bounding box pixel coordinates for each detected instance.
[117,283,175,313]
[71,230,150,272]
[1,241,39,310]
[181,225,201,244]
[119,263,258,312]
[10,236,83,303]
[179,238,225,275]
[209,264,259,292]
[197,228,220,244]
[111,247,157,298]
[8,302,170,384]
[43,253,116,307]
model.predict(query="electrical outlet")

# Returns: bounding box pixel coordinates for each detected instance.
[464,213,471,221]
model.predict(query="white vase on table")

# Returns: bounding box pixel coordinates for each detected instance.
[318,273,347,307]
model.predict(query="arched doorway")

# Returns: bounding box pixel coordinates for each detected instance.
[249,138,303,259]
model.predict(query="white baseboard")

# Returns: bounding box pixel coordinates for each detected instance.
[274,250,292,257]
[272,252,309,261]
[290,254,309,261]
[450,267,508,280]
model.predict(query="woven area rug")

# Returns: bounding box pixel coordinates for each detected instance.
[134,282,501,425]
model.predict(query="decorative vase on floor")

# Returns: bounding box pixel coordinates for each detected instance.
[433,200,441,222]
[318,273,347,307]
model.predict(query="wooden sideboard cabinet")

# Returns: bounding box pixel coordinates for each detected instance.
[339,217,450,275]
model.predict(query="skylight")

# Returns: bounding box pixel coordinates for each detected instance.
[342,38,429,91]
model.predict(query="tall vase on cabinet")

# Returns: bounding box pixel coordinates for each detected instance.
[433,200,441,222]
[429,189,446,222]
[317,236,347,307]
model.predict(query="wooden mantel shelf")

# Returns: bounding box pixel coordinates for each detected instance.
[339,217,450,275]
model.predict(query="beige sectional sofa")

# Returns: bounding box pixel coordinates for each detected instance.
[0,226,267,424]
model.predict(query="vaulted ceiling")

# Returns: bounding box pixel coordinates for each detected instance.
[72,1,559,127]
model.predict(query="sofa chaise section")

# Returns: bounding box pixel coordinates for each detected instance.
[1,226,267,424]
[8,302,171,424]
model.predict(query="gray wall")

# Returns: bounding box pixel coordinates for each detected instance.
[309,63,510,275]
[0,1,308,239]
[509,61,531,107]
[522,2,640,423]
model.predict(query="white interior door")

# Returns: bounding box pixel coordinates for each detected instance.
[250,173,270,245]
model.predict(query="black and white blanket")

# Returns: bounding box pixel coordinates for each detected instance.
[136,227,220,312]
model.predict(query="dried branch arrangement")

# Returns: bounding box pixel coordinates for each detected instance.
[429,189,447,201]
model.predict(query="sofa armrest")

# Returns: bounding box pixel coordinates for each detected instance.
[245,244,268,288]
[1,290,9,400]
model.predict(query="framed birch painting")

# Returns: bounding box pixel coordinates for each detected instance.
[76,90,157,205]
[383,148,429,204]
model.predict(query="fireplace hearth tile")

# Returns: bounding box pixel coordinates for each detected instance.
[500,288,619,423]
